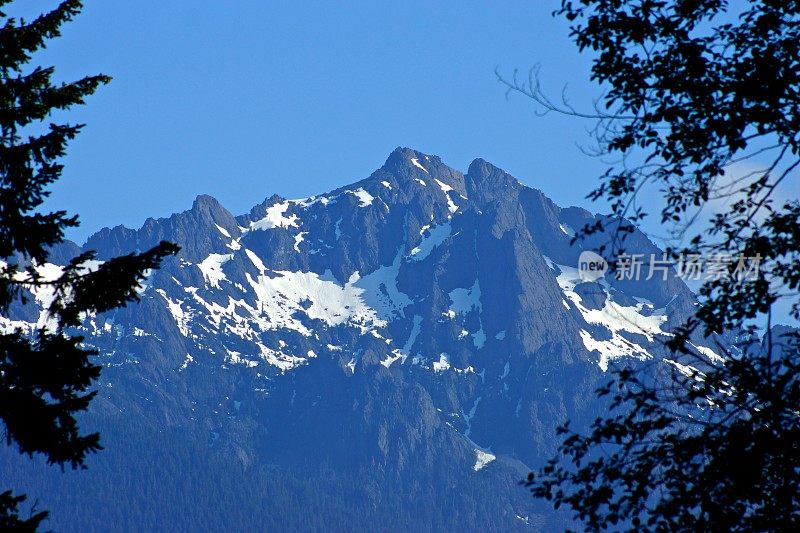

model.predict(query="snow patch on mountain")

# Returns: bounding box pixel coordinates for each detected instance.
[156,290,192,336]
[409,222,451,262]
[691,343,725,363]
[473,328,486,349]
[0,315,32,335]
[462,396,481,438]
[352,252,412,321]
[473,448,496,472]
[410,157,429,174]
[215,224,231,238]
[348,188,374,207]
[434,178,453,194]
[578,329,648,371]
[245,249,266,271]
[256,344,304,371]
[448,280,486,348]
[559,223,575,237]
[292,195,334,209]
[434,179,459,214]
[250,201,299,230]
[433,354,451,372]
[553,262,666,337]
[179,354,194,371]
[245,269,384,336]
[198,253,233,289]
[25,262,64,332]
[293,232,308,252]
[401,315,423,362]
[547,259,669,370]
[449,280,482,315]
[380,349,405,368]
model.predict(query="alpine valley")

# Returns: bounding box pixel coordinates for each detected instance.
[1,148,725,532]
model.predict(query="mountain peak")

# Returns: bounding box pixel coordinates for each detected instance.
[465,157,522,206]
[376,147,466,199]
[383,146,431,168]
[189,194,231,221]
[381,147,444,179]
[192,193,223,210]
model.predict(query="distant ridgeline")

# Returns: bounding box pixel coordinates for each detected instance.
[1,148,734,532]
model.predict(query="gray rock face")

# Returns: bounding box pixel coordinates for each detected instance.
[1,147,721,531]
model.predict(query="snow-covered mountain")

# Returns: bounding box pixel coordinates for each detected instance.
[2,148,721,531]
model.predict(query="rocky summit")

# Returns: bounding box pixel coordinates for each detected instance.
[1,148,721,532]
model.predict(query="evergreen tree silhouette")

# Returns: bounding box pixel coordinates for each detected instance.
[0,1,178,528]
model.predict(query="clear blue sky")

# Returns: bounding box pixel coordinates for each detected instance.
[26,0,608,244]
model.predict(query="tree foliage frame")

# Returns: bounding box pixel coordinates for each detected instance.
[499,1,800,530]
